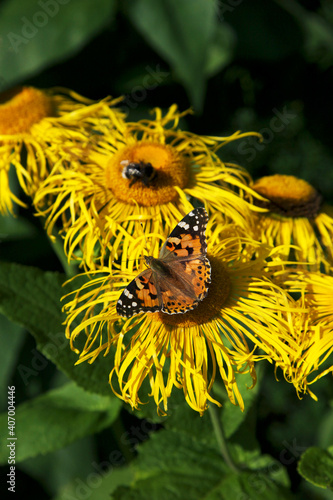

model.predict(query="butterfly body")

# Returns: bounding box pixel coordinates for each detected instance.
[117,208,211,318]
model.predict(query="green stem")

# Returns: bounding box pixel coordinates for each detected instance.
[48,233,77,278]
[208,404,239,473]
[38,215,77,277]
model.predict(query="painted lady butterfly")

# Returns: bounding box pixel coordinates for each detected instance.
[116,208,211,318]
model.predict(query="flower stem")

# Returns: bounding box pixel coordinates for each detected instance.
[48,232,77,278]
[38,215,77,277]
[208,404,239,473]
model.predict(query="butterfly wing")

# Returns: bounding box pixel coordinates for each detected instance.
[159,207,209,261]
[116,269,161,318]
[117,207,211,318]
[155,256,211,314]
[157,207,211,314]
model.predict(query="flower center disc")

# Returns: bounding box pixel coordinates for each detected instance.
[252,174,322,218]
[105,142,190,206]
[0,86,54,135]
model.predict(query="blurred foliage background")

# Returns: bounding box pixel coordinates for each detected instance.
[1,0,333,498]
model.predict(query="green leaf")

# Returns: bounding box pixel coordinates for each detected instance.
[162,389,251,450]
[205,23,235,77]
[0,213,37,240]
[280,4,333,68]
[318,406,333,450]
[0,261,115,396]
[112,428,293,500]
[126,0,218,111]
[120,368,290,498]
[229,1,301,61]
[220,368,261,439]
[298,447,333,489]
[0,381,121,463]
[205,471,293,500]
[20,436,96,496]
[0,0,116,86]
[54,466,134,500]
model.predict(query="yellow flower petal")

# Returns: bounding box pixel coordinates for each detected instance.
[280,271,333,398]
[0,86,124,214]
[35,104,261,270]
[62,228,303,415]
[250,174,333,271]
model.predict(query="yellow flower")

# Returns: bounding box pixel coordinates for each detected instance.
[282,272,333,399]
[0,86,123,214]
[35,104,262,270]
[63,221,301,415]
[250,174,333,271]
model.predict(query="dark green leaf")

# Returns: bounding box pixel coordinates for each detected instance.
[20,436,96,496]
[220,369,261,439]
[205,23,235,77]
[228,1,301,61]
[0,314,25,410]
[127,0,218,111]
[112,428,293,500]
[55,466,134,500]
[298,447,333,489]
[0,261,115,396]
[0,213,37,240]
[205,471,293,500]
[170,370,260,440]
[0,381,121,463]
[0,0,116,86]
[318,406,333,450]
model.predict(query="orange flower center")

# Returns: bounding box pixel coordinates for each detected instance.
[0,86,54,135]
[155,255,231,327]
[105,142,190,206]
[252,174,322,218]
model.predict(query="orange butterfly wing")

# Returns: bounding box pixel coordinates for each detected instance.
[117,208,211,318]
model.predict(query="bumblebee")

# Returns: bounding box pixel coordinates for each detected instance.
[121,160,157,187]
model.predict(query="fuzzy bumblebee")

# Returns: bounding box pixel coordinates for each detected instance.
[121,160,157,187]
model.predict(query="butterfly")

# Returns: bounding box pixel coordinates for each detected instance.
[116,207,211,318]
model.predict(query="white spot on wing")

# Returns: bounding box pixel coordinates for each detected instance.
[124,289,133,299]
